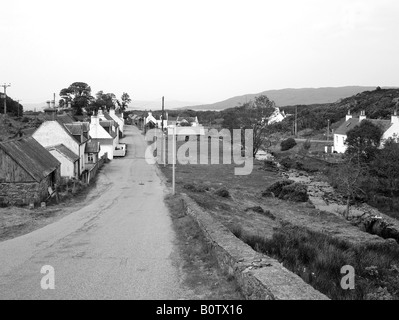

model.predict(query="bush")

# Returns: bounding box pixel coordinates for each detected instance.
[262,180,294,197]
[183,183,209,193]
[281,138,297,151]
[279,157,294,169]
[215,187,230,198]
[279,182,309,202]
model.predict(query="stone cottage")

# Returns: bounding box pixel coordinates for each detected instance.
[0,137,61,206]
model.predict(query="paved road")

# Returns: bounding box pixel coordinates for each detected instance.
[0,126,192,300]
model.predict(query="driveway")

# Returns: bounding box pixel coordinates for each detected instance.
[0,125,193,299]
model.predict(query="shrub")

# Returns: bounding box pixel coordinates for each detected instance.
[279,182,309,202]
[183,183,209,193]
[262,180,294,198]
[279,157,294,169]
[281,138,297,151]
[215,187,230,198]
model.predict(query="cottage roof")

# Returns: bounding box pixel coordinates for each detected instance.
[64,123,89,144]
[335,118,393,135]
[0,137,60,182]
[56,114,75,125]
[47,144,79,162]
[85,141,101,153]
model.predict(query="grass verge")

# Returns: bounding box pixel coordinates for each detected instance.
[164,193,243,300]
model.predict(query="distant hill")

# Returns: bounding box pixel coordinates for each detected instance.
[129,100,201,111]
[276,87,399,133]
[184,86,387,111]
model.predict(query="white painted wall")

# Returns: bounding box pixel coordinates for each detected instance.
[48,150,77,178]
[99,143,114,160]
[33,121,80,156]
[110,109,125,133]
[334,134,347,153]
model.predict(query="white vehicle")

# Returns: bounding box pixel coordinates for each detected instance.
[114,144,127,157]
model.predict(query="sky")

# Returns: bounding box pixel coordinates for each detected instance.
[1,0,399,106]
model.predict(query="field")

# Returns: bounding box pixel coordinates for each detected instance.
[158,137,399,300]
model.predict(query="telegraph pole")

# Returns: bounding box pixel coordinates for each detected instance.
[162,96,166,166]
[327,119,330,141]
[1,83,11,116]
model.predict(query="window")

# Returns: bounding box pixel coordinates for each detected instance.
[88,153,94,163]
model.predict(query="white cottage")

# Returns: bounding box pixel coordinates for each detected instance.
[334,110,399,153]
[89,115,114,160]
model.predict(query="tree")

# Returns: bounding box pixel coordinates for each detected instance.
[334,153,368,219]
[88,91,117,115]
[222,95,276,157]
[59,82,94,115]
[345,120,384,163]
[117,92,131,113]
[0,96,23,117]
[371,138,399,202]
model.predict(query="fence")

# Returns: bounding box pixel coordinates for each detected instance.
[86,153,107,184]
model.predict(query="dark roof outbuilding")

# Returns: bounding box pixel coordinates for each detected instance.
[0,137,60,182]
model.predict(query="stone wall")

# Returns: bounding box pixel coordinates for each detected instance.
[0,182,40,206]
[181,193,329,300]
[0,170,60,206]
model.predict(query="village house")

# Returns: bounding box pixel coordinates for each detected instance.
[98,110,120,144]
[32,110,89,177]
[0,137,61,206]
[334,110,399,153]
[108,108,125,137]
[46,144,79,179]
[89,115,114,160]
[145,112,158,130]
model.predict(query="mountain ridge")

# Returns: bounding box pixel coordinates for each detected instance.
[183,86,395,111]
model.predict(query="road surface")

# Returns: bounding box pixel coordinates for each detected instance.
[0,126,193,299]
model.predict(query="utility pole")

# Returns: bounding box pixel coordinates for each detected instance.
[162,96,166,166]
[1,83,11,116]
[327,119,330,141]
[295,105,298,137]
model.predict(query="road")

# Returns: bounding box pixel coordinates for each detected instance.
[0,125,193,300]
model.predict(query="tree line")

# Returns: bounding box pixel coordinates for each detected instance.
[59,82,131,115]
[0,96,24,117]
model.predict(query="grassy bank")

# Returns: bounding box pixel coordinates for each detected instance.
[232,223,399,300]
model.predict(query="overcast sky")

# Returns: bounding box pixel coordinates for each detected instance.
[1,0,398,106]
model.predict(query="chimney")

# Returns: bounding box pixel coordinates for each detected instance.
[391,110,399,125]
[91,115,99,125]
[359,110,367,122]
[44,108,57,121]
[346,110,352,122]
[110,108,115,117]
